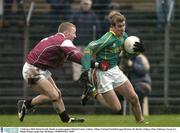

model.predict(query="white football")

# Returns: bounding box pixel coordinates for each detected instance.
[124,36,140,54]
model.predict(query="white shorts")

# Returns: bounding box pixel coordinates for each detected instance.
[22,62,52,83]
[96,65,128,93]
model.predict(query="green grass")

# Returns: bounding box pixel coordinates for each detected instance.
[0,114,180,127]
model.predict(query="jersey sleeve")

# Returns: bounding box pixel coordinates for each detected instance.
[60,40,83,64]
[81,32,115,71]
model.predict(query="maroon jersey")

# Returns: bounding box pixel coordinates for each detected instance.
[26,33,83,69]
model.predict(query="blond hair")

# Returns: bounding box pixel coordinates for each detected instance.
[108,10,126,26]
[58,22,75,33]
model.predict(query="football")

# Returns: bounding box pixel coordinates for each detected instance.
[124,36,140,54]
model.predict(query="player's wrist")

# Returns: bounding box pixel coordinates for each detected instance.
[91,60,99,68]
[94,62,99,68]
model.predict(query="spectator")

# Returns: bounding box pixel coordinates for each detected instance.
[68,0,101,46]
[47,0,70,32]
[155,0,175,28]
[92,0,112,20]
[69,0,81,13]
[2,0,24,27]
[127,53,152,113]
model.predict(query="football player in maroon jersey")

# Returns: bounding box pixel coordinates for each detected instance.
[18,22,84,123]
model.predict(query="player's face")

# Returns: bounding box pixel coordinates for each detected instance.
[66,27,77,41]
[113,21,126,37]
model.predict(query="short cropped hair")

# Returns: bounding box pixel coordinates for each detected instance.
[58,22,76,33]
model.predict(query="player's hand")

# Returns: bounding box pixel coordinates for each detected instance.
[99,60,109,71]
[91,60,98,68]
[133,42,145,53]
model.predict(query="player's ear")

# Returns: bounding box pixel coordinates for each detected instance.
[63,31,70,38]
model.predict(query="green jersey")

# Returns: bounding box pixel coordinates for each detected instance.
[81,31,128,71]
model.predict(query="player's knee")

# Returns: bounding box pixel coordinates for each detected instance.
[112,105,122,112]
[51,91,62,102]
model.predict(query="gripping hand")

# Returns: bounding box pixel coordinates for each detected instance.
[133,41,145,53]
[91,60,109,71]
[99,60,109,71]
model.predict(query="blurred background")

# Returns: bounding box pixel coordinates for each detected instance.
[0,0,179,115]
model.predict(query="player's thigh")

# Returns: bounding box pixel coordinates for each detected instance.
[47,76,60,92]
[115,80,137,100]
[34,79,59,100]
[102,90,121,111]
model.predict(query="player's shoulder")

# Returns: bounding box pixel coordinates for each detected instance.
[101,31,115,41]
[54,33,65,40]
[43,33,65,43]
[61,39,76,48]
[123,32,128,38]
[105,31,113,36]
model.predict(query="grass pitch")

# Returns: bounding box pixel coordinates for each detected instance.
[0,114,180,127]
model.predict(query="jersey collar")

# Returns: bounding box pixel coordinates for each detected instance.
[110,30,121,39]
[58,33,65,38]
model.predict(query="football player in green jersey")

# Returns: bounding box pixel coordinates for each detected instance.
[80,11,145,123]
